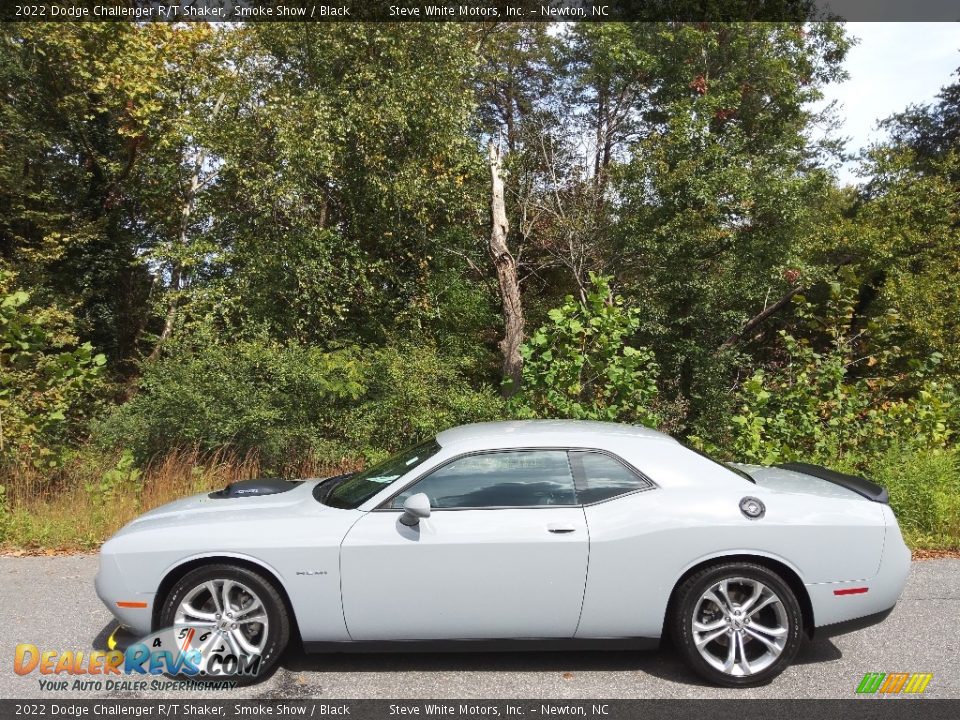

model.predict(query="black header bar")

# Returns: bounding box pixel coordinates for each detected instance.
[1,0,959,23]
[0,701,959,720]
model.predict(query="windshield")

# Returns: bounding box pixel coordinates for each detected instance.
[322,439,441,509]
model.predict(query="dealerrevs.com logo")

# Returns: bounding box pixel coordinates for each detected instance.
[856,673,933,695]
[13,624,260,691]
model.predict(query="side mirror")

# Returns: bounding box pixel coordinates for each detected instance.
[399,493,431,527]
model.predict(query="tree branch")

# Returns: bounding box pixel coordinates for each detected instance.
[719,285,803,352]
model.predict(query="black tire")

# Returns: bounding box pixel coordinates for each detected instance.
[159,564,290,682]
[671,562,803,687]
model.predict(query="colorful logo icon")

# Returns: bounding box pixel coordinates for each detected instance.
[856,673,933,695]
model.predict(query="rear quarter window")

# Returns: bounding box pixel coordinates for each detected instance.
[569,450,654,504]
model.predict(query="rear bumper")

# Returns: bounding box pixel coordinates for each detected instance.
[812,605,895,638]
[807,505,911,632]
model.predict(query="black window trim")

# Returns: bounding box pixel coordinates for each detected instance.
[567,448,657,506]
[373,446,659,512]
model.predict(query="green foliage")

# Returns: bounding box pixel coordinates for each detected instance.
[341,344,505,462]
[511,275,660,426]
[100,334,502,469]
[196,24,485,348]
[0,277,106,468]
[99,335,365,468]
[712,284,958,466]
[609,23,851,431]
[0,24,222,366]
[851,148,960,373]
[4,22,960,552]
[85,449,141,507]
[868,447,960,549]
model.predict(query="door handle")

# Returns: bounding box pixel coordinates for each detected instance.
[548,524,576,534]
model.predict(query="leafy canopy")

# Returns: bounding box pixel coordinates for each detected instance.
[0,275,106,468]
[510,275,660,426]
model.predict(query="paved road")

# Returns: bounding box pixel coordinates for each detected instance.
[0,555,957,699]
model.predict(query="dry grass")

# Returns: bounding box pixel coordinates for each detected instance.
[0,448,360,553]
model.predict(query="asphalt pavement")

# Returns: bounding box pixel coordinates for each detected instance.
[0,555,957,699]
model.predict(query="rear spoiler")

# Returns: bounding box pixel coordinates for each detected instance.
[775,462,889,504]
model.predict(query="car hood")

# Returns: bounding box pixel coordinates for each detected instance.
[737,464,869,501]
[114,479,325,535]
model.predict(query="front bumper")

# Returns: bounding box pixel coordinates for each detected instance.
[95,552,155,637]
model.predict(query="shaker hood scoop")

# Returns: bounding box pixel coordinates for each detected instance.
[209,478,301,499]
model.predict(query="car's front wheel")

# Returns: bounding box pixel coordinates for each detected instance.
[671,562,803,687]
[158,564,290,681]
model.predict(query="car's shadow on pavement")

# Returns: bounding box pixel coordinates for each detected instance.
[795,638,844,665]
[93,621,843,688]
[280,638,843,687]
[92,622,116,652]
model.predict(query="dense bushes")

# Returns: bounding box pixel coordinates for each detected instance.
[99,337,364,467]
[3,271,958,552]
[510,276,661,426]
[339,344,504,461]
[99,335,503,470]
[705,285,958,468]
[0,278,106,469]
[869,447,960,548]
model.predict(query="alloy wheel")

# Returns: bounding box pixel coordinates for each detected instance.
[691,576,789,677]
[174,578,269,659]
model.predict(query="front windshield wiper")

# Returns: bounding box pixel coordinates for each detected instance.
[313,472,354,504]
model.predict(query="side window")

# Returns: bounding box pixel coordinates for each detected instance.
[389,450,576,509]
[570,451,652,504]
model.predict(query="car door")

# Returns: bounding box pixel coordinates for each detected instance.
[340,449,589,641]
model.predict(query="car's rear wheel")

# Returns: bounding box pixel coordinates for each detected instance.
[158,564,290,681]
[671,562,803,687]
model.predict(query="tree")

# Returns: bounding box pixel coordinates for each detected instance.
[0,24,221,373]
[472,24,556,388]
[882,66,960,175]
[0,274,105,468]
[510,275,660,426]
[845,69,960,373]
[192,23,486,349]
[610,22,851,432]
[848,147,960,373]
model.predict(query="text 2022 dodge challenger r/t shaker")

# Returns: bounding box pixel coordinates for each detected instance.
[95,420,910,687]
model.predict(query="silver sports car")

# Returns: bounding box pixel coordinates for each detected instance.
[96,420,910,686]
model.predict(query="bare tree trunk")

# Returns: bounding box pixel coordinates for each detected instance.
[488,140,524,396]
[147,93,224,362]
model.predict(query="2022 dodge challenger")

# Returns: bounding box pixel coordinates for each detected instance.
[96,420,910,686]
